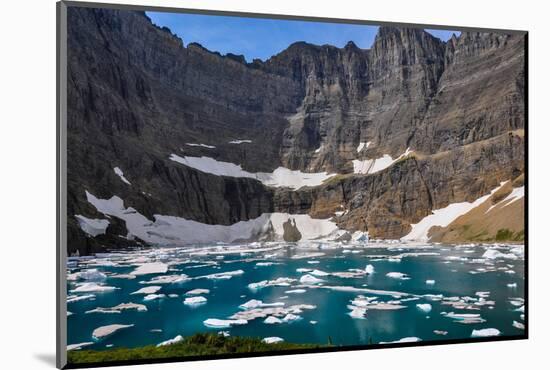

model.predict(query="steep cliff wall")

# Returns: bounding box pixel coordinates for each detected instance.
[66,7,525,254]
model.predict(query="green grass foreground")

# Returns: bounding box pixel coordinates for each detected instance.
[68,333,322,364]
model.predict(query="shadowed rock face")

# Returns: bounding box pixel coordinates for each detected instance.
[66,7,525,254]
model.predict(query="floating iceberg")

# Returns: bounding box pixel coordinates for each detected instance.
[471,328,501,337]
[300,274,325,284]
[380,337,421,344]
[67,342,94,351]
[203,318,248,328]
[92,324,134,340]
[183,296,207,306]
[416,303,432,313]
[386,272,410,280]
[130,262,168,276]
[70,282,118,293]
[185,288,210,296]
[130,286,162,295]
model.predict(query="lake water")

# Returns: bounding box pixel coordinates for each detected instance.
[66,242,525,351]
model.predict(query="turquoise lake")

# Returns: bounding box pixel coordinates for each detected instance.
[66,242,525,351]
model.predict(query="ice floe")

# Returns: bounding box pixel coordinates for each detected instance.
[157,335,183,347]
[471,328,500,337]
[141,274,189,284]
[86,302,147,314]
[143,294,166,301]
[75,215,109,237]
[264,316,283,324]
[67,294,96,303]
[433,330,448,336]
[70,282,118,293]
[185,288,210,296]
[67,342,94,351]
[380,337,421,344]
[170,154,335,190]
[183,296,207,306]
[203,318,248,328]
[300,274,325,284]
[130,262,168,276]
[482,249,518,260]
[426,280,435,285]
[113,167,131,185]
[444,312,486,324]
[196,269,244,280]
[248,277,296,290]
[92,324,134,340]
[130,286,162,295]
[239,299,285,310]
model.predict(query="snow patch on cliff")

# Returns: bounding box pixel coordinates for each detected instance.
[75,215,109,237]
[85,190,338,245]
[169,154,335,190]
[113,167,131,185]
[402,183,505,242]
[352,148,412,175]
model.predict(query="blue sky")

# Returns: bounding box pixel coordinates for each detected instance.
[147,12,459,62]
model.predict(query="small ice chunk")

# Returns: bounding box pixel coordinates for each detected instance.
[300,274,325,284]
[365,264,375,274]
[156,335,183,347]
[425,280,435,285]
[471,328,501,337]
[285,289,307,294]
[282,313,301,322]
[507,283,517,288]
[386,272,409,280]
[348,307,367,319]
[513,321,525,330]
[416,303,432,313]
[262,337,284,344]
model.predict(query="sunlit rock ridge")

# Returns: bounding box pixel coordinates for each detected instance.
[67,7,525,255]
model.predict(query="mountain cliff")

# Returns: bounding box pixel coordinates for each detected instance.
[66,7,525,255]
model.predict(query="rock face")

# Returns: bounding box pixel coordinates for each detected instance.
[65,7,525,254]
